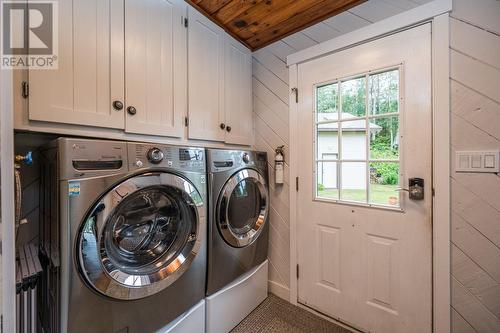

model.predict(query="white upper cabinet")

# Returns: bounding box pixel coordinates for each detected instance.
[26,1,253,144]
[29,0,125,129]
[187,6,225,142]
[125,0,186,137]
[187,6,253,144]
[224,35,253,145]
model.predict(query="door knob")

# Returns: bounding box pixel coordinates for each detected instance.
[226,126,231,132]
[127,106,137,115]
[396,178,424,200]
[112,100,124,110]
[220,123,226,130]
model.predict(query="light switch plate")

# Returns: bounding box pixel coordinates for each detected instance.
[455,151,500,173]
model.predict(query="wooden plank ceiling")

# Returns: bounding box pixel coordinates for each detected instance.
[186,0,367,50]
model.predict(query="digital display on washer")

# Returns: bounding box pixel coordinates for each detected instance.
[179,149,202,161]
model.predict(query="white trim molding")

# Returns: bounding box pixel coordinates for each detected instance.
[1,62,16,332]
[288,1,452,332]
[431,13,451,333]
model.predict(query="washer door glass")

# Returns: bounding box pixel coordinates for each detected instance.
[217,169,268,248]
[78,172,204,300]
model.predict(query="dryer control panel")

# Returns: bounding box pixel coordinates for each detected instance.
[208,149,267,173]
[128,143,205,172]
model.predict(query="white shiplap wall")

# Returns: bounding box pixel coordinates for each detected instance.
[253,0,500,331]
[449,0,500,332]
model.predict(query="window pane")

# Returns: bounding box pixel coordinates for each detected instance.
[340,162,366,203]
[369,116,399,159]
[317,123,339,159]
[316,82,339,122]
[317,161,339,200]
[341,121,366,159]
[369,162,400,207]
[341,76,366,119]
[369,69,399,115]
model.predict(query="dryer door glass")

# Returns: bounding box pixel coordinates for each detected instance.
[218,169,268,248]
[78,172,204,300]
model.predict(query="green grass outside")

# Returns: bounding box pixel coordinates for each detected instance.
[318,184,399,206]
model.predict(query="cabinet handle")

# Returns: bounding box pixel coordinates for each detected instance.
[220,123,226,130]
[226,126,231,132]
[127,106,137,115]
[113,100,124,111]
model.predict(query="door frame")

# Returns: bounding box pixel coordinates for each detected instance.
[287,1,451,332]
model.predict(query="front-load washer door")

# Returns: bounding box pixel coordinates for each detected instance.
[217,169,269,248]
[77,172,204,300]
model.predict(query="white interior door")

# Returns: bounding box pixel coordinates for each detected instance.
[29,0,124,129]
[125,0,186,137]
[296,24,432,333]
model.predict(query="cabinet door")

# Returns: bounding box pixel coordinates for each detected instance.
[29,0,124,129]
[224,36,253,145]
[125,0,186,137]
[187,6,225,142]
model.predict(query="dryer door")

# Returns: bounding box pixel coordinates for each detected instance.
[77,172,204,300]
[217,169,269,248]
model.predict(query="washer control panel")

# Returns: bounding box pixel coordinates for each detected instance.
[147,147,164,164]
[128,143,205,172]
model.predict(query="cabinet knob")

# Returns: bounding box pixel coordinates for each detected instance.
[127,106,137,115]
[113,100,124,110]
[220,123,226,130]
[226,126,232,132]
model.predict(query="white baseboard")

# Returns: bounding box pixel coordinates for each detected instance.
[268,280,290,302]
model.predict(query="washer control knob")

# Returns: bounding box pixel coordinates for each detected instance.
[135,160,143,168]
[242,153,250,163]
[147,148,164,164]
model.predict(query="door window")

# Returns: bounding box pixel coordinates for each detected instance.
[315,68,402,208]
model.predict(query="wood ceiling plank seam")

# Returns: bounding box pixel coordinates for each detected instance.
[204,0,233,15]
[231,0,326,38]
[186,1,254,49]
[246,0,366,49]
[214,0,268,25]
[188,0,366,50]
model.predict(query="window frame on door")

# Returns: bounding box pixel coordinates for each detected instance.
[312,65,406,211]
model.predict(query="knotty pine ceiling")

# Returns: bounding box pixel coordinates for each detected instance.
[186,0,367,50]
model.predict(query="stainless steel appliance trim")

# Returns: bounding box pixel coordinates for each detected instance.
[77,171,204,300]
[217,169,269,248]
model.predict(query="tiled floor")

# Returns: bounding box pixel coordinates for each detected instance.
[231,294,353,333]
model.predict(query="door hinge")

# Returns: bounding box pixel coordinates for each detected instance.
[296,264,299,279]
[184,116,189,127]
[295,177,299,191]
[21,81,29,99]
[291,87,298,103]
[183,17,188,28]
[432,188,435,197]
